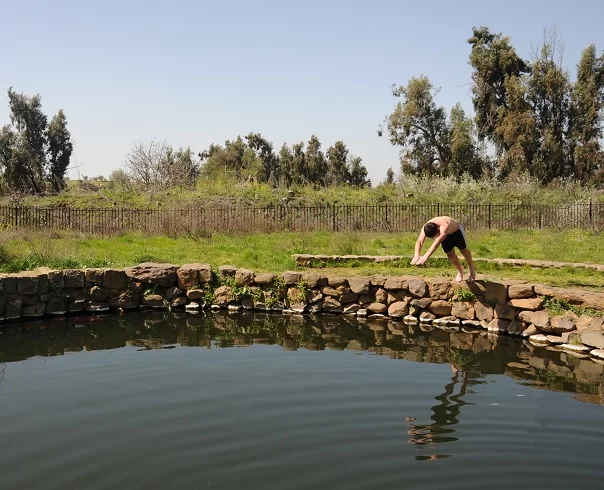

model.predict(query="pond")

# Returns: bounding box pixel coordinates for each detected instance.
[0,311,603,489]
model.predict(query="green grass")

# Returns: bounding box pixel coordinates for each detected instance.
[0,229,603,289]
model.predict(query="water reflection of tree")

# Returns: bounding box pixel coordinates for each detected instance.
[405,349,486,461]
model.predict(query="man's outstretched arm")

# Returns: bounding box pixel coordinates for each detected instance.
[414,225,449,265]
[410,228,426,265]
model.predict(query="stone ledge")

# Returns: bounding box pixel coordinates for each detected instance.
[292,254,604,272]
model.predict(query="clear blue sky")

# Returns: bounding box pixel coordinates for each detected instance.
[1,0,603,184]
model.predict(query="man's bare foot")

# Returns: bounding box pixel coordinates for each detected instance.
[455,271,463,282]
[468,269,476,282]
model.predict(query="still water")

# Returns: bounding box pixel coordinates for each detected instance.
[0,311,603,489]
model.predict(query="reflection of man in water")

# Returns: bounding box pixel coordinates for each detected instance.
[405,364,474,460]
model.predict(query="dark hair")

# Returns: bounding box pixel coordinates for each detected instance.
[424,222,438,238]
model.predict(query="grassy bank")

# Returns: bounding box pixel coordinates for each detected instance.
[0,229,602,289]
[3,174,603,209]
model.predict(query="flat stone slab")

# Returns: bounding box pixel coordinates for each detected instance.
[292,254,604,272]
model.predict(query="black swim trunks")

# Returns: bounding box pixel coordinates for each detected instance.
[441,225,467,253]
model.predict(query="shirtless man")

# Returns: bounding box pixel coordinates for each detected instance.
[410,216,476,282]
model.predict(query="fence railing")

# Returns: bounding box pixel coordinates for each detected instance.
[0,203,602,234]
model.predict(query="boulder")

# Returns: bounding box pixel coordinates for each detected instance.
[63,269,86,288]
[407,278,428,298]
[375,288,388,304]
[177,264,203,289]
[367,302,388,314]
[165,286,183,300]
[550,314,578,334]
[384,276,406,290]
[518,310,550,329]
[420,311,436,322]
[322,286,340,297]
[125,263,178,287]
[348,276,370,295]
[428,300,453,316]
[579,331,604,350]
[494,304,516,320]
[17,273,39,295]
[327,275,348,288]
[474,301,494,322]
[427,277,452,300]
[301,272,328,288]
[339,291,358,304]
[507,297,543,310]
[410,298,432,309]
[485,281,508,305]
[386,290,406,305]
[219,265,237,278]
[282,271,302,285]
[452,302,475,320]
[142,294,165,308]
[254,273,277,286]
[85,268,105,284]
[187,289,205,300]
[508,284,534,299]
[47,270,64,289]
[235,268,255,286]
[388,301,409,318]
[103,270,125,290]
[322,297,343,313]
[214,286,235,306]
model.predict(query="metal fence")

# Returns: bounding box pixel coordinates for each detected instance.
[0,203,602,234]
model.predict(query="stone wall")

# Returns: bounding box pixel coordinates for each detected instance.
[1,262,604,362]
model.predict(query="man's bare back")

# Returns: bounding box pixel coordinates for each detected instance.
[427,216,460,235]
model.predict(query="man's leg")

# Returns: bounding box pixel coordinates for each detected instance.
[446,250,464,282]
[460,247,476,281]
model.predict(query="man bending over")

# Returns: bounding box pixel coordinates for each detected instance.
[410,216,476,282]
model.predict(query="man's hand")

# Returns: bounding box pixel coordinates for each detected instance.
[410,255,420,265]
[414,255,428,266]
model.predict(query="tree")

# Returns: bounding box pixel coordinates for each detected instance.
[385,167,395,185]
[468,27,537,176]
[304,135,325,184]
[347,156,371,187]
[245,132,278,184]
[126,139,199,188]
[449,104,486,179]
[2,88,48,193]
[47,109,73,192]
[326,141,350,185]
[380,76,451,175]
[569,43,604,182]
[527,29,572,182]
[199,137,253,182]
[0,88,73,194]
[109,169,130,186]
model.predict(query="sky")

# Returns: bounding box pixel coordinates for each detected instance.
[1,0,603,184]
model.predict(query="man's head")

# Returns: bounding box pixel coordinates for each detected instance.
[424,222,438,238]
